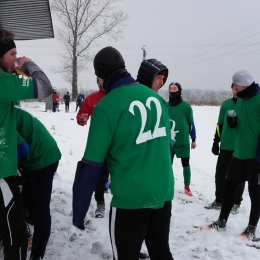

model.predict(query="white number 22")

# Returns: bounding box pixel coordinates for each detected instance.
[129,97,166,144]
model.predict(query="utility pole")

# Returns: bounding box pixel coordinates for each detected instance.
[141,45,147,61]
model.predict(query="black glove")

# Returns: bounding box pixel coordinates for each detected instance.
[211,142,219,155]
[227,116,238,128]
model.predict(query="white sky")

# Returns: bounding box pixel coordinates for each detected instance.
[15,0,260,92]
[0,102,258,259]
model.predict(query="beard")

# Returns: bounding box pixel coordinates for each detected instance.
[0,57,9,72]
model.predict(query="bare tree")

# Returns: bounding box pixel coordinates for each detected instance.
[51,0,127,99]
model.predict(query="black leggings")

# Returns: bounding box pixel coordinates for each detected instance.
[172,154,189,167]
[220,180,260,226]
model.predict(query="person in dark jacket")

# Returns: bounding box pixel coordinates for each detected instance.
[206,85,245,213]
[75,93,85,112]
[207,69,260,241]
[63,92,70,112]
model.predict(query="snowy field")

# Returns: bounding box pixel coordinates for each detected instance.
[1,101,259,260]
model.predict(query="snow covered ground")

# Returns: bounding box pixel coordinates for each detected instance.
[1,101,259,260]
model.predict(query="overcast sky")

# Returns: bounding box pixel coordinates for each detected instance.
[16,0,260,93]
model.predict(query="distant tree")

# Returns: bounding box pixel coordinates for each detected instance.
[51,0,128,99]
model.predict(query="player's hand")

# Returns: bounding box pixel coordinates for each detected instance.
[191,142,196,149]
[211,142,219,155]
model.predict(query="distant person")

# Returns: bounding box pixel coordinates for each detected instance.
[206,84,245,213]
[75,93,85,112]
[208,69,260,241]
[0,28,52,260]
[76,77,107,218]
[63,91,70,112]
[168,82,197,196]
[72,47,174,259]
[52,92,59,112]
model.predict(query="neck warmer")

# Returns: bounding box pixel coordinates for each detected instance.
[169,91,183,106]
[103,68,136,93]
[237,83,260,99]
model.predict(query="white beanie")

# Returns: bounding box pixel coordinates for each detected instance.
[232,69,254,87]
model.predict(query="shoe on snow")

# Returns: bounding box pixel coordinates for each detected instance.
[205,200,222,210]
[95,201,105,218]
[240,225,256,241]
[231,204,240,215]
[210,219,226,230]
[139,252,149,259]
[184,186,193,196]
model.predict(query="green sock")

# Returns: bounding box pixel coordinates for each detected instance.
[183,166,191,186]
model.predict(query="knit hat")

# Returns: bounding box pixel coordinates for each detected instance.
[93,46,125,79]
[136,59,168,88]
[169,82,182,91]
[232,69,254,87]
[0,39,16,57]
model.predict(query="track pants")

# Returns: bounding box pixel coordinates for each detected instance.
[109,201,174,260]
[0,176,27,260]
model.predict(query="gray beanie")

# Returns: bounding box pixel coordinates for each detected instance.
[232,69,254,87]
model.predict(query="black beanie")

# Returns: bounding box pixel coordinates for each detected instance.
[94,46,125,79]
[0,39,16,57]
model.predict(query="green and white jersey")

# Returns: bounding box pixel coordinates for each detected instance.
[83,84,174,209]
[217,99,238,151]
[15,107,61,170]
[233,94,260,160]
[0,73,35,178]
[167,101,194,145]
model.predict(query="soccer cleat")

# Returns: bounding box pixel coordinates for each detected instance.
[184,186,193,196]
[210,219,226,230]
[139,252,149,259]
[231,204,240,215]
[95,201,105,218]
[240,225,256,241]
[205,200,222,210]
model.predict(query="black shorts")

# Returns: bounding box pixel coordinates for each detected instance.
[227,156,258,184]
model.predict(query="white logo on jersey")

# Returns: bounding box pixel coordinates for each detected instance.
[129,97,166,144]
[169,119,179,141]
[22,78,30,87]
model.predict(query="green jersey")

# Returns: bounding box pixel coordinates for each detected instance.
[233,94,260,159]
[83,84,174,209]
[15,107,61,170]
[217,99,238,151]
[0,73,35,178]
[167,101,194,145]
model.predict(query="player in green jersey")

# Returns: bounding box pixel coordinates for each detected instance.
[208,69,260,241]
[206,85,245,213]
[0,29,52,260]
[168,82,197,197]
[15,107,61,260]
[72,47,174,259]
